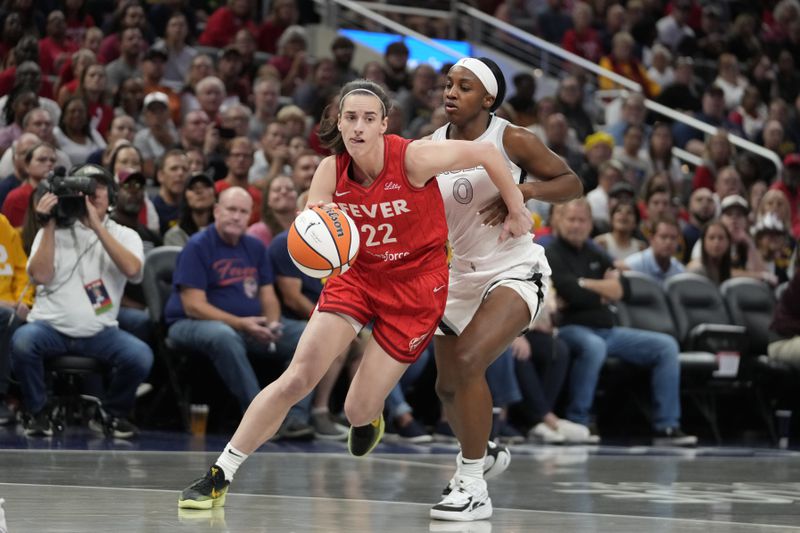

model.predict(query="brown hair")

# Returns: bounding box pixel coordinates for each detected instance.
[318,80,392,154]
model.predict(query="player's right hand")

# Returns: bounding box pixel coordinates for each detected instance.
[499,207,533,241]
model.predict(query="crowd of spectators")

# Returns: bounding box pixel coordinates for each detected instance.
[0,0,798,444]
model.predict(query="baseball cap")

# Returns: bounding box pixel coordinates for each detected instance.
[187,172,214,188]
[752,212,786,236]
[609,181,635,198]
[143,47,168,62]
[584,131,615,151]
[783,153,800,167]
[143,92,169,108]
[117,169,145,186]
[720,194,749,214]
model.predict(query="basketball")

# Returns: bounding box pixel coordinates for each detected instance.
[288,205,360,278]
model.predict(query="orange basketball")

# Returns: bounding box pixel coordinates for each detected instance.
[288,206,360,278]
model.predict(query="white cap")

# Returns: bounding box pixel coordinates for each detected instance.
[143,92,169,108]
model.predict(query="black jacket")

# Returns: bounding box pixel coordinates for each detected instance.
[545,236,630,329]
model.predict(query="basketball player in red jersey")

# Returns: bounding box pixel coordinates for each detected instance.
[178,79,534,510]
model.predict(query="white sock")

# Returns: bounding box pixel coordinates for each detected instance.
[215,443,248,481]
[459,454,486,482]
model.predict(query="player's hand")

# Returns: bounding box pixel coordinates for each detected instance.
[303,200,337,211]
[510,336,531,361]
[499,206,533,242]
[478,195,507,228]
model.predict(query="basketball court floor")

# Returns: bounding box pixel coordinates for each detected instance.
[2,428,800,532]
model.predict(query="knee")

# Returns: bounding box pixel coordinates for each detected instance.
[275,367,316,404]
[653,333,680,359]
[576,336,607,367]
[343,396,381,427]
[435,376,456,403]
[10,325,40,362]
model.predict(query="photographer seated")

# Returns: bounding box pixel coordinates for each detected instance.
[1,142,56,227]
[164,187,314,437]
[9,164,153,438]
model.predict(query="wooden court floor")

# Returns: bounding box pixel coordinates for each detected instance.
[2,440,800,532]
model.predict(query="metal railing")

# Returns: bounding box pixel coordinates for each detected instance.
[452,3,783,175]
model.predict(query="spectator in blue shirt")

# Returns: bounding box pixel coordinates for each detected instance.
[624,216,686,284]
[165,187,312,435]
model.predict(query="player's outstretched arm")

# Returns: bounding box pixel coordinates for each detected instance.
[306,155,337,208]
[406,139,531,241]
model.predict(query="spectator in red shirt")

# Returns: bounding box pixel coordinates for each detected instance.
[1,142,55,227]
[561,2,602,63]
[38,11,78,78]
[199,0,257,49]
[256,0,298,54]
[56,48,96,105]
[98,2,153,65]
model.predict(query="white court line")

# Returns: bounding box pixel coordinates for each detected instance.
[1,482,799,530]
[0,449,454,470]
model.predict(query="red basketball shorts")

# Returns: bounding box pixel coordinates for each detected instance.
[317,266,448,363]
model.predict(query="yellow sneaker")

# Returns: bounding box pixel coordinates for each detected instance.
[178,465,230,509]
[347,415,385,457]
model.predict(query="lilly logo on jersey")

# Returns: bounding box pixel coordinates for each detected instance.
[408,332,429,352]
[384,181,401,191]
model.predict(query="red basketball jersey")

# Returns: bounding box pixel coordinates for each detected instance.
[334,134,447,275]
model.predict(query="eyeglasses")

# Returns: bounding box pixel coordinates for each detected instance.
[121,180,144,191]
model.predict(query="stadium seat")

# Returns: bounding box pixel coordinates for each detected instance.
[141,246,190,431]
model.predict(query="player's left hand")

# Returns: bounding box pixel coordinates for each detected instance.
[500,206,533,242]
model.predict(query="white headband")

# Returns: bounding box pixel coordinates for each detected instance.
[339,88,386,115]
[454,58,498,97]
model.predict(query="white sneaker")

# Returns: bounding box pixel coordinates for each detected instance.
[529,422,566,444]
[555,419,599,443]
[431,477,492,522]
[442,441,510,496]
[0,497,7,533]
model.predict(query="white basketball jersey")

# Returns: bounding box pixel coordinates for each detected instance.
[433,116,550,277]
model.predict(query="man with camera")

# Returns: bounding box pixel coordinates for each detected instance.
[9,164,153,437]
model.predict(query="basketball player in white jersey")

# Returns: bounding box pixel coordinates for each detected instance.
[428,57,583,521]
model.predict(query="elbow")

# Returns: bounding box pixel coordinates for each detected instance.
[567,173,584,200]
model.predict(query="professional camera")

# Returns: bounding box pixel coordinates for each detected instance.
[37,167,97,227]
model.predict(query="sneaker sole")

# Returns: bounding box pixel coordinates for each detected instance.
[178,491,227,510]
[314,432,348,441]
[430,500,493,522]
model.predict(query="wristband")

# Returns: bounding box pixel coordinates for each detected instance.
[36,212,52,225]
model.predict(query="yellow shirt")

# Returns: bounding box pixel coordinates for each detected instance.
[0,214,33,306]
